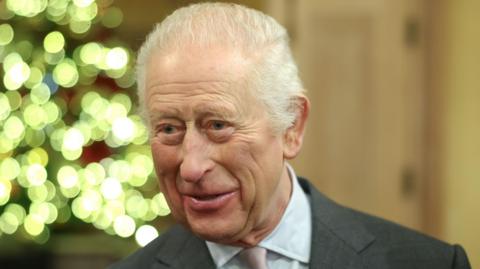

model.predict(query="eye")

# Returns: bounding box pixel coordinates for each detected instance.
[205,120,234,142]
[155,123,185,145]
[161,124,178,134]
[211,121,226,130]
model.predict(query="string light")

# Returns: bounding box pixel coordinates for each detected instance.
[0,0,166,246]
[135,225,158,247]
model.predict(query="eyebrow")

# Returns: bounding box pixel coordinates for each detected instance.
[192,102,237,119]
[148,107,182,124]
[147,80,231,92]
[148,102,239,126]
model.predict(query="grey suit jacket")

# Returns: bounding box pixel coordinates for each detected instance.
[110,178,471,269]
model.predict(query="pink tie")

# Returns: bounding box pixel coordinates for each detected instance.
[238,247,269,269]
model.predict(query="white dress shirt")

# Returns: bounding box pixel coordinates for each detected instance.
[206,164,312,269]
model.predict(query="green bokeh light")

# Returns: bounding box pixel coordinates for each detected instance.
[62,147,83,160]
[43,31,65,53]
[0,135,14,154]
[60,184,81,198]
[102,7,123,29]
[0,0,162,245]
[105,47,128,70]
[4,115,25,140]
[135,225,158,247]
[73,0,95,8]
[44,101,61,124]
[100,177,123,200]
[113,215,135,238]
[23,103,48,129]
[47,0,69,17]
[5,61,31,90]
[74,121,92,145]
[151,193,171,216]
[24,214,45,236]
[0,157,21,180]
[80,42,102,65]
[70,20,92,34]
[26,163,47,186]
[126,195,148,219]
[112,117,135,143]
[62,127,85,151]
[53,58,79,87]
[115,69,136,89]
[28,184,49,202]
[106,102,127,123]
[0,93,12,120]
[26,147,49,166]
[0,212,19,234]
[6,0,48,17]
[44,49,65,65]
[25,66,44,89]
[30,202,58,224]
[30,83,51,104]
[50,127,66,151]
[17,40,34,61]
[25,127,47,147]
[3,52,22,71]
[108,160,131,183]
[57,165,79,189]
[5,203,27,225]
[0,179,12,206]
[92,208,113,230]
[69,2,97,22]
[5,90,22,111]
[0,23,14,45]
[83,162,105,186]
[72,196,89,219]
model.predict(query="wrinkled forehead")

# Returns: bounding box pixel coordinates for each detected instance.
[145,45,252,87]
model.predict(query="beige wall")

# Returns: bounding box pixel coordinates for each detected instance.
[429,0,480,267]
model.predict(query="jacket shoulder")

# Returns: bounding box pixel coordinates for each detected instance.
[298,177,471,268]
[354,209,471,268]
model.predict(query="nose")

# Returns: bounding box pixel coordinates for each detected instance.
[179,128,214,183]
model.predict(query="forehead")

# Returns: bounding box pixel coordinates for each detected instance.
[145,45,251,87]
[147,81,240,117]
[144,46,260,118]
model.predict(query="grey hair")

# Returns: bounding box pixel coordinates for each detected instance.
[136,2,305,132]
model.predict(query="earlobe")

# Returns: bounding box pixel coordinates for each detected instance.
[283,95,310,159]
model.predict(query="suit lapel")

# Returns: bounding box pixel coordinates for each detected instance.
[153,225,216,269]
[299,178,375,269]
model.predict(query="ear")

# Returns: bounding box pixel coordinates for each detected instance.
[283,95,310,159]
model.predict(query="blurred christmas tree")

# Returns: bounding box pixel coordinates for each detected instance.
[0,0,170,247]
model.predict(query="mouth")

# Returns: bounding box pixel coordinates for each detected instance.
[184,191,237,212]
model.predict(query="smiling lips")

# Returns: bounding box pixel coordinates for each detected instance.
[184,191,237,212]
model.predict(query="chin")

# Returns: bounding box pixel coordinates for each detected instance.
[188,219,245,243]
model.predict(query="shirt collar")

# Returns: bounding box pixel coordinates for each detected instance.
[206,164,312,267]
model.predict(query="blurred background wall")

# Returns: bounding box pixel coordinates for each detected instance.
[0,0,478,268]
[427,0,480,265]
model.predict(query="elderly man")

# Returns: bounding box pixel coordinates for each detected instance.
[111,3,471,269]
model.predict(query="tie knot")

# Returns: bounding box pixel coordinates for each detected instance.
[238,247,268,269]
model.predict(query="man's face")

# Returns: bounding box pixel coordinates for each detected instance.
[144,46,292,245]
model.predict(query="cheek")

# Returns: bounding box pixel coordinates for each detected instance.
[151,142,181,197]
[151,141,180,177]
[225,137,283,201]
[151,141,186,218]
[216,142,262,202]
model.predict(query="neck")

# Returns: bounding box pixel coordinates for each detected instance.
[234,165,293,247]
